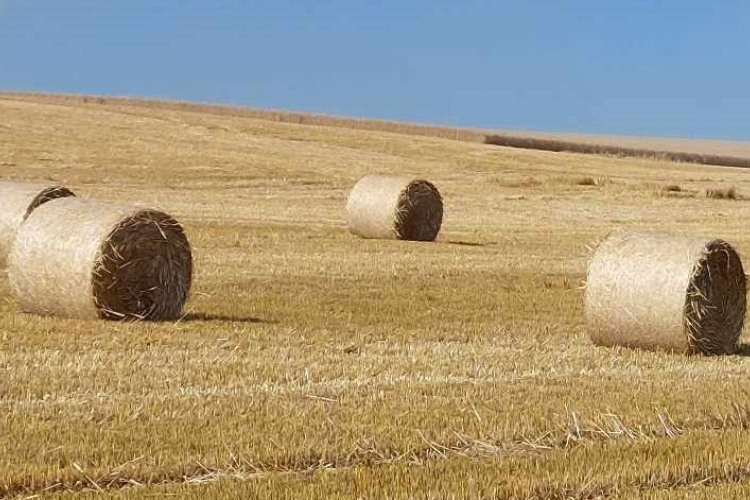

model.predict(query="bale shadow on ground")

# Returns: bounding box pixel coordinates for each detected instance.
[733,344,750,357]
[179,312,274,324]
[445,240,487,247]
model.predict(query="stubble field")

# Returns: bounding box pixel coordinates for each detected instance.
[2,94,750,499]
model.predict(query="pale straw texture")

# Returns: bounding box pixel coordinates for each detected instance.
[9,197,192,321]
[0,180,75,266]
[586,232,746,355]
[346,174,443,241]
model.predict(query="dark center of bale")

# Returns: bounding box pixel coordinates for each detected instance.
[684,240,746,355]
[25,186,75,220]
[394,180,443,241]
[92,211,192,321]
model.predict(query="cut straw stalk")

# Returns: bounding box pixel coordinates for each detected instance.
[0,180,75,266]
[347,174,443,241]
[9,197,192,321]
[586,231,746,355]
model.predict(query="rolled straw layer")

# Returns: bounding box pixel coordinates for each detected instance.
[347,174,443,241]
[586,232,746,355]
[0,180,75,266]
[8,197,192,321]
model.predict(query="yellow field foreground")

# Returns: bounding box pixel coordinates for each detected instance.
[2,94,750,498]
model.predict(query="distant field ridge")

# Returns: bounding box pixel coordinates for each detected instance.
[484,135,750,169]
[3,91,750,168]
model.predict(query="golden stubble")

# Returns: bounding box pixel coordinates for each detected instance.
[2,94,750,498]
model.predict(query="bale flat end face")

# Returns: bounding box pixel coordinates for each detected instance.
[395,180,443,242]
[685,240,746,355]
[93,210,193,321]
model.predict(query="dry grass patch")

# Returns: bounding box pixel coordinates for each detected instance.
[655,184,697,198]
[576,176,609,187]
[497,176,543,188]
[704,186,739,200]
[654,184,697,198]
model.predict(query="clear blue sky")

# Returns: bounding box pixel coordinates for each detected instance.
[1,1,749,139]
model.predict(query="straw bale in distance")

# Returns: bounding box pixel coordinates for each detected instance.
[586,232,746,355]
[8,197,192,321]
[0,180,75,266]
[347,174,443,241]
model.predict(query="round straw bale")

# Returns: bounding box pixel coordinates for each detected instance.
[346,174,443,241]
[0,180,75,266]
[586,231,746,355]
[8,197,192,321]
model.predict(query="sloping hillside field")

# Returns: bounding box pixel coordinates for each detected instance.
[3,94,750,499]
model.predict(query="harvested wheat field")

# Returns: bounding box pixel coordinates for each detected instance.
[5,94,750,499]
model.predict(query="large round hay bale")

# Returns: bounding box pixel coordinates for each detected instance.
[8,197,192,321]
[346,174,443,241]
[0,181,75,266]
[586,232,746,355]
